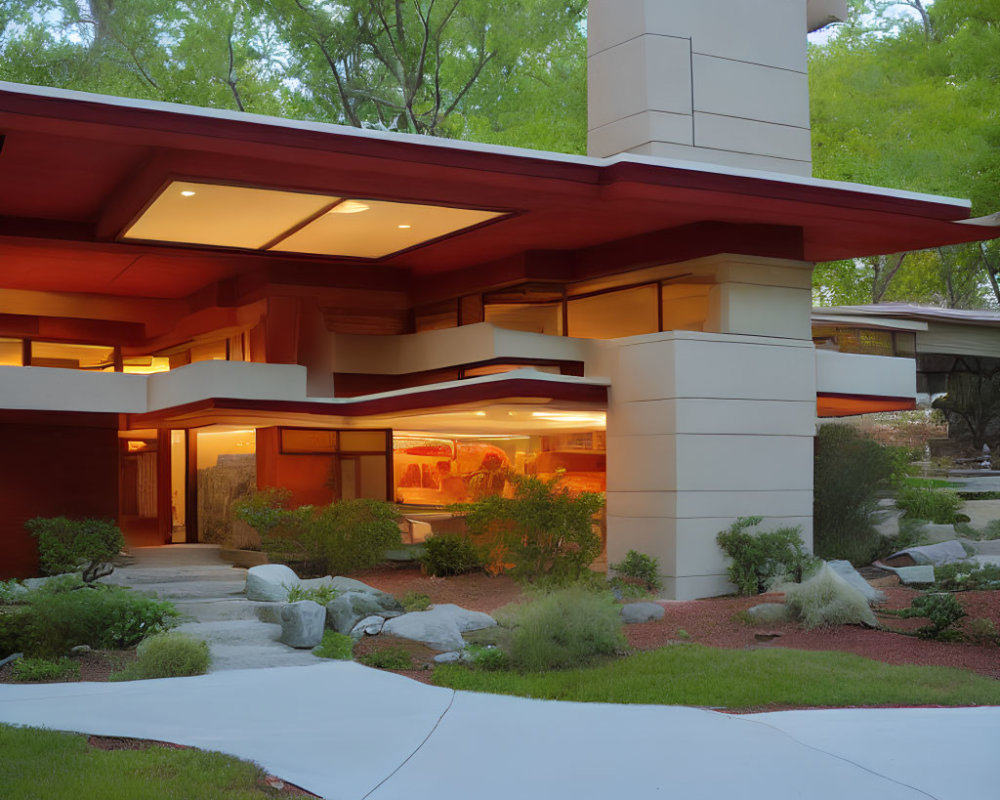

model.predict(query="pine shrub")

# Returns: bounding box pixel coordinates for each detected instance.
[25,517,124,582]
[716,517,815,596]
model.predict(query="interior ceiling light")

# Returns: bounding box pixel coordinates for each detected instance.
[180,190,196,197]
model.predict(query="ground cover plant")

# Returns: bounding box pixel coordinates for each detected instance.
[716,517,815,595]
[813,424,896,563]
[11,657,80,683]
[0,725,309,799]
[933,562,1000,591]
[314,630,354,660]
[25,517,124,583]
[398,591,431,612]
[358,646,413,669]
[285,584,339,605]
[433,643,1000,710]
[895,486,964,524]
[109,632,210,681]
[883,593,967,641]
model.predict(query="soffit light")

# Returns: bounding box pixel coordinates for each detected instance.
[122,180,505,259]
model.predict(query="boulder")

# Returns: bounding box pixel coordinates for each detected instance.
[895,565,936,585]
[746,603,790,624]
[326,592,393,634]
[827,560,885,605]
[620,602,665,624]
[382,604,497,652]
[350,615,386,637]
[246,564,300,602]
[23,573,81,591]
[329,576,401,610]
[434,651,463,664]
[279,600,325,648]
[888,540,968,566]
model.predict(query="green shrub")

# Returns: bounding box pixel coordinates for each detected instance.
[313,630,354,660]
[458,474,604,581]
[285,584,339,605]
[11,657,79,683]
[895,486,963,524]
[892,592,966,640]
[716,517,815,596]
[954,520,1000,541]
[359,647,413,670]
[933,562,1000,592]
[237,495,401,576]
[813,425,895,563]
[22,586,178,658]
[503,586,626,671]
[109,632,210,681]
[781,564,877,629]
[610,550,662,592]
[399,591,431,612]
[466,644,509,671]
[0,610,30,658]
[964,618,999,646]
[0,580,27,605]
[420,534,483,577]
[24,517,124,583]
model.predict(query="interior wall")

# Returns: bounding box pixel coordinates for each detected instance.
[0,412,119,579]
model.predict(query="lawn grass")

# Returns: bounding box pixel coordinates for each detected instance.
[433,643,1000,710]
[0,725,300,799]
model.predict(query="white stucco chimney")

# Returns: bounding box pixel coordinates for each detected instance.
[587,0,847,176]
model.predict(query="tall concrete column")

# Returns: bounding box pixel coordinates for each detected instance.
[594,256,817,599]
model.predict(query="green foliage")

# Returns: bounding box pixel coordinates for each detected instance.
[813,425,895,564]
[236,494,401,576]
[933,562,1000,592]
[893,592,967,640]
[501,586,626,672]
[313,630,354,660]
[465,644,509,671]
[716,517,815,596]
[419,534,483,577]
[895,486,963,524]
[433,642,1000,709]
[0,723,299,799]
[284,584,339,605]
[457,473,604,581]
[933,370,1000,451]
[398,591,431,613]
[964,618,999,646]
[781,564,878,629]
[11,657,79,683]
[609,550,662,593]
[0,610,30,658]
[955,520,1000,541]
[21,586,178,658]
[358,647,413,670]
[0,580,27,605]
[25,517,124,582]
[109,633,210,681]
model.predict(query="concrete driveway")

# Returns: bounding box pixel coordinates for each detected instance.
[1,662,996,799]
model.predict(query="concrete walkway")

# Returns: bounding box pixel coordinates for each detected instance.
[1,664,997,799]
[101,545,317,671]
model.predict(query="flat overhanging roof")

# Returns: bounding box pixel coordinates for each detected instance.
[1,81,998,301]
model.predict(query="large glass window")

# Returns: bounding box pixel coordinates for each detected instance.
[0,338,22,366]
[196,427,256,543]
[30,341,115,370]
[567,284,659,339]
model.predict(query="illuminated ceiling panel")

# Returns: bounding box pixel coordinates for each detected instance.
[269,199,505,258]
[123,181,338,249]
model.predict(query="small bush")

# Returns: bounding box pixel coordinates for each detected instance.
[0,610,30,658]
[0,580,27,605]
[457,474,604,582]
[314,630,354,660]
[285,584,339,605]
[110,632,210,681]
[11,657,79,683]
[965,618,1000,646]
[503,586,626,671]
[399,591,431,612]
[716,517,815,596]
[781,564,877,629]
[610,550,662,593]
[23,586,178,658]
[359,647,413,670]
[895,486,963,524]
[892,593,966,640]
[420,534,483,577]
[933,562,1000,592]
[25,517,124,583]
[814,425,895,563]
[466,644,508,671]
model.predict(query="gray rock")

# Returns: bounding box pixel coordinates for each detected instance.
[70,644,92,655]
[279,600,325,648]
[895,565,936,585]
[433,651,463,664]
[326,592,392,634]
[620,602,666,624]
[329,577,400,609]
[889,540,968,566]
[827,560,885,605]
[246,564,300,602]
[350,615,386,637]
[746,603,790,624]
[382,604,497,652]
[23,573,81,591]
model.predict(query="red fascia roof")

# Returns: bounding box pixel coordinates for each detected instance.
[0,81,997,301]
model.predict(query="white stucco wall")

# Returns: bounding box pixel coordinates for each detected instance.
[815,350,916,399]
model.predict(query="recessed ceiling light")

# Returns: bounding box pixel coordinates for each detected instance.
[397,224,411,229]
[180,190,196,197]
[330,200,370,214]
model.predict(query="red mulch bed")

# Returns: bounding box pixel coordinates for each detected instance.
[0,649,137,684]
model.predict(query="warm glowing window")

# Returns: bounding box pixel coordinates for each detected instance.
[122,356,171,374]
[0,338,23,366]
[484,303,563,335]
[30,342,115,371]
[661,284,710,332]
[567,285,659,339]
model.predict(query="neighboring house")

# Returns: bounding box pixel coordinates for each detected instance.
[0,0,996,595]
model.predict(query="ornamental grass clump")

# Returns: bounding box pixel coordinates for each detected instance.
[781,563,877,630]
[110,632,210,681]
[895,486,964,524]
[502,585,626,671]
